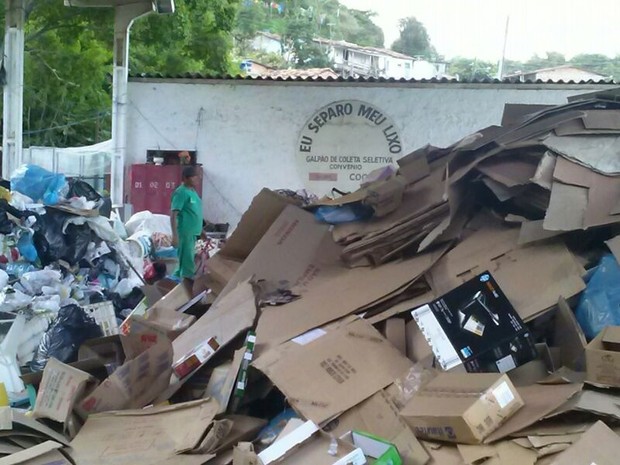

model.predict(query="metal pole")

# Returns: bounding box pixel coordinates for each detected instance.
[2,0,25,179]
[110,3,153,207]
[497,15,510,80]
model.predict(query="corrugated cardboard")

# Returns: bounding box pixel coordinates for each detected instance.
[255,243,447,354]
[219,188,295,261]
[171,280,257,378]
[554,298,587,371]
[205,350,245,414]
[545,156,620,229]
[457,440,536,465]
[0,441,70,465]
[383,319,406,355]
[254,319,412,425]
[324,388,429,465]
[484,383,582,443]
[550,420,620,465]
[11,411,70,446]
[78,335,173,416]
[552,389,620,421]
[428,217,585,322]
[605,235,620,264]
[400,373,523,444]
[142,282,196,340]
[219,204,340,298]
[70,398,220,464]
[419,441,464,465]
[33,358,95,424]
[213,415,268,454]
[585,326,620,387]
[405,320,433,363]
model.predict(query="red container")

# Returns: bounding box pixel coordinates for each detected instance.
[126,164,203,215]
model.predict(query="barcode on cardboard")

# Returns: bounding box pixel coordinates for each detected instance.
[492,381,514,409]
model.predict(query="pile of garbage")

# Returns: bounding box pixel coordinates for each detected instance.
[6,94,620,464]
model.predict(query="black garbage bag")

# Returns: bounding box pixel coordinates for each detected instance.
[110,287,145,317]
[34,209,71,266]
[30,304,104,372]
[62,223,93,266]
[67,179,102,203]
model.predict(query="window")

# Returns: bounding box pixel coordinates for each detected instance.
[405,62,411,69]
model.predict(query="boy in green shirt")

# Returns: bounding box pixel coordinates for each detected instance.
[171,166,203,283]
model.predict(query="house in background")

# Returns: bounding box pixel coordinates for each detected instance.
[249,32,450,80]
[314,38,450,80]
[251,31,283,56]
[506,65,611,83]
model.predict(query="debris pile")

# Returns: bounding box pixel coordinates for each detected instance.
[5,94,620,464]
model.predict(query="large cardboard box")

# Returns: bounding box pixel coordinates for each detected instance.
[411,271,538,373]
[585,326,620,387]
[400,373,523,444]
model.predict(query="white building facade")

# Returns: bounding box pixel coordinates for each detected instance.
[125,77,613,227]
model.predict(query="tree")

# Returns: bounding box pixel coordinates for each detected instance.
[130,0,240,75]
[0,0,115,147]
[283,12,331,68]
[448,57,498,80]
[391,17,436,59]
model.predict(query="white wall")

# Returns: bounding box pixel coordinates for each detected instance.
[126,79,611,228]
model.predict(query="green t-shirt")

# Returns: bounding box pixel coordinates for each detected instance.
[171,184,203,236]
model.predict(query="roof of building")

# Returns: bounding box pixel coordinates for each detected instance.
[254,31,283,41]
[505,64,609,78]
[260,68,340,80]
[129,72,618,85]
[313,38,415,60]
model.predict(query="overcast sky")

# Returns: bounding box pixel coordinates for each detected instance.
[338,0,618,62]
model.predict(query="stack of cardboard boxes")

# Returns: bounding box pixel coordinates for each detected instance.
[6,91,620,464]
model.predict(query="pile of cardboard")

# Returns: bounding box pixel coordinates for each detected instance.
[7,92,620,464]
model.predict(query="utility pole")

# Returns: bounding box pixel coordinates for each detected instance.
[497,15,510,80]
[2,0,25,179]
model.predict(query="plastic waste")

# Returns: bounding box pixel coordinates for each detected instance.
[67,178,102,203]
[30,304,103,372]
[10,165,68,205]
[20,269,62,295]
[17,231,38,263]
[575,254,620,340]
[5,262,36,278]
[314,203,375,224]
[0,313,27,400]
[0,269,8,290]
[0,288,33,312]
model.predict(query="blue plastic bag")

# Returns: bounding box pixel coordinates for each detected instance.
[10,165,67,205]
[314,203,374,224]
[575,254,620,340]
[17,232,38,263]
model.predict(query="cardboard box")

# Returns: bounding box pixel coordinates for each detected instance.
[550,420,620,465]
[342,431,402,465]
[257,420,366,465]
[585,326,620,387]
[400,373,524,444]
[411,271,538,373]
[33,358,96,424]
[483,382,582,443]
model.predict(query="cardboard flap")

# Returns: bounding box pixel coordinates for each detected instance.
[255,319,413,425]
[219,188,295,260]
[0,441,67,465]
[484,383,582,443]
[33,358,96,424]
[550,420,620,465]
[70,399,220,463]
[78,336,173,416]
